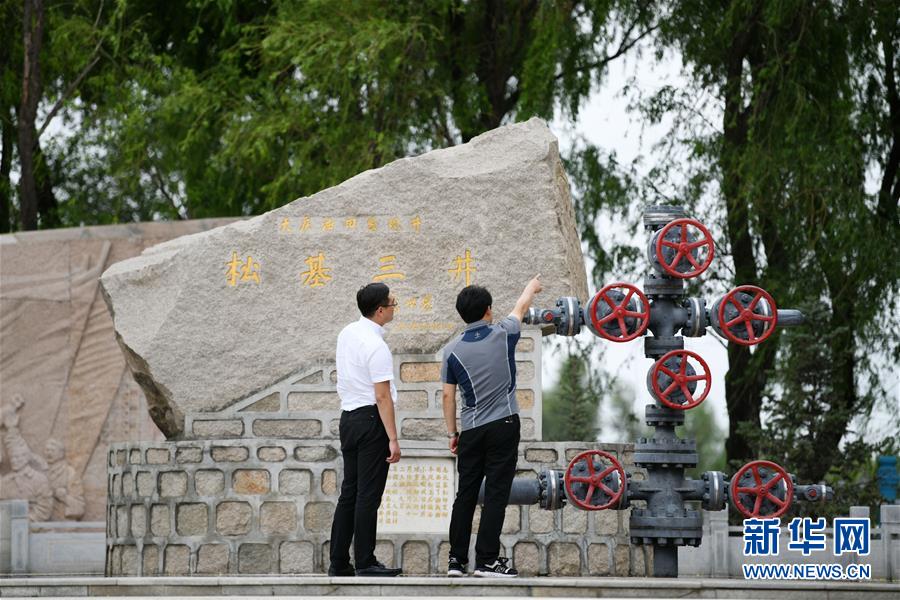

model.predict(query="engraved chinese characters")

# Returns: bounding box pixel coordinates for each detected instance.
[377,458,455,534]
[232,213,477,295]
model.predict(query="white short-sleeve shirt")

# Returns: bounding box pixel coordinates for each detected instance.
[335,316,398,411]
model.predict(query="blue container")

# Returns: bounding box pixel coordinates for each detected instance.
[877,455,898,502]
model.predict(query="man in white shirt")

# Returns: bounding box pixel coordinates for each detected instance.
[328,282,402,577]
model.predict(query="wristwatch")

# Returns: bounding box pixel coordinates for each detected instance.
[447,431,459,439]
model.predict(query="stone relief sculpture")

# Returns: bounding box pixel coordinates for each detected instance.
[1,396,49,516]
[45,438,86,521]
[1,442,53,522]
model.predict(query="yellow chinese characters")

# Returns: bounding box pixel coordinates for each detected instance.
[374,255,405,282]
[300,252,332,288]
[226,252,261,286]
[377,463,452,526]
[399,294,434,312]
[448,249,477,286]
[277,215,421,234]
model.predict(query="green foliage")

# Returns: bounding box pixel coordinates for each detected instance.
[617,0,900,510]
[563,145,643,282]
[5,0,657,229]
[604,376,644,444]
[542,350,601,442]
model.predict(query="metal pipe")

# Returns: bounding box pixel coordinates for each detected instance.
[653,545,678,577]
[478,476,542,506]
[776,309,805,326]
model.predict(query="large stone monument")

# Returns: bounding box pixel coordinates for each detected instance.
[100,117,586,439]
[100,118,650,576]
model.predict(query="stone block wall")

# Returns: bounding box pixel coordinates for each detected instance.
[106,439,649,576]
[182,331,543,442]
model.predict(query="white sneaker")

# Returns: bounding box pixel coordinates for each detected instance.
[447,555,467,577]
[473,556,517,577]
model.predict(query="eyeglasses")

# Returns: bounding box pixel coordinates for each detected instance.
[382,302,399,308]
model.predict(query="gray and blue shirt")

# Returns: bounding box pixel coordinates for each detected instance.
[441,316,521,431]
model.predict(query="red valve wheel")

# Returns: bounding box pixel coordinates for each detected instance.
[654,218,715,279]
[730,460,794,519]
[718,285,778,346]
[586,283,650,342]
[650,350,711,410]
[564,450,626,511]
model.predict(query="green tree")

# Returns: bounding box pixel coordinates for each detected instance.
[4,0,657,228]
[604,0,900,506]
[2,0,116,231]
[568,0,898,509]
[543,351,601,441]
[7,0,896,511]
[605,377,643,444]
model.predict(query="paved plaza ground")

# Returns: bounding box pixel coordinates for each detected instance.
[1,575,898,599]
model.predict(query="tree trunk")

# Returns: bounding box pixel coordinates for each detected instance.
[35,138,59,227]
[0,109,13,233]
[17,0,44,231]
[721,34,763,466]
[877,30,899,225]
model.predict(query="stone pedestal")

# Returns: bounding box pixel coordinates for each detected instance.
[0,500,29,574]
[106,440,646,576]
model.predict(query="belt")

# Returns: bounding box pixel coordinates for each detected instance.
[343,404,378,414]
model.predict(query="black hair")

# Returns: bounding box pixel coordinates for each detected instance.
[455,285,492,324]
[357,283,391,317]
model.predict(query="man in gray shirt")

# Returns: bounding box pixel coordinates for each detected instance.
[441,276,542,577]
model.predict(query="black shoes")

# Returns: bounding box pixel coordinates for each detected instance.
[473,556,518,578]
[327,563,356,577]
[330,559,401,577]
[355,560,403,577]
[447,555,467,577]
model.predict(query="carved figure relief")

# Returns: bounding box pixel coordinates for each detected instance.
[45,438,86,521]
[1,396,53,521]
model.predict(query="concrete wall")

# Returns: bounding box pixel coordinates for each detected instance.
[0,501,29,574]
[27,521,105,575]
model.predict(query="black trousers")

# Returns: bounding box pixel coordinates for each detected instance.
[449,414,520,566]
[329,404,390,570]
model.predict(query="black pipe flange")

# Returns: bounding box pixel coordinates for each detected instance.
[633,438,699,469]
[643,205,686,229]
